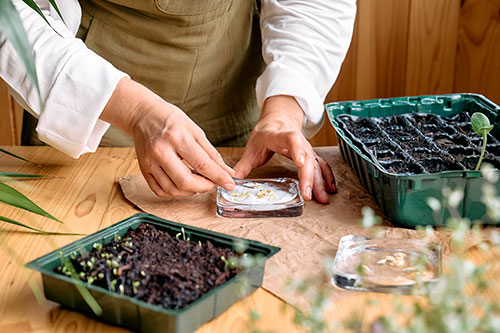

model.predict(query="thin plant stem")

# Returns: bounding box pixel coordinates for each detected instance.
[475,133,488,171]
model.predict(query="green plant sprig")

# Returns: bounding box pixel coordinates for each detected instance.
[471,112,494,171]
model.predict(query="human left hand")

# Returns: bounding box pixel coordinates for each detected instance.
[233,95,337,203]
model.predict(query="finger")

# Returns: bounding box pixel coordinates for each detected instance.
[284,132,308,167]
[316,155,337,193]
[142,172,172,198]
[177,137,235,190]
[297,152,316,201]
[151,165,196,197]
[233,143,273,179]
[312,162,329,204]
[195,133,236,176]
[155,149,217,193]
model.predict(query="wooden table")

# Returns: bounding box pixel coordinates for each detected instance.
[0,146,498,332]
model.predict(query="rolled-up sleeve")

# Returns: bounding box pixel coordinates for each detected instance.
[0,0,128,158]
[257,0,356,137]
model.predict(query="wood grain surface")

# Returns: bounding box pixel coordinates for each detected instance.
[0,146,499,332]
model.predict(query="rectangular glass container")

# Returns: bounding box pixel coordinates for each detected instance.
[216,177,304,218]
[331,234,442,294]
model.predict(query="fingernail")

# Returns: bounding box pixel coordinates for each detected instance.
[224,183,235,191]
[305,186,312,200]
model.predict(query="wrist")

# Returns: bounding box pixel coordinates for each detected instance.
[100,77,158,135]
[261,95,304,129]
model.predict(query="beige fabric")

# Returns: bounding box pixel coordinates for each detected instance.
[77,0,265,147]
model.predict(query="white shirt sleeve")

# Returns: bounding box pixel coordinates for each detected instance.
[0,0,128,158]
[257,0,356,138]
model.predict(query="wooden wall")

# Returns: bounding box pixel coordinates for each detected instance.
[1,0,500,146]
[308,0,500,146]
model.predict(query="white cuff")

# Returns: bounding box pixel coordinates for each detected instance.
[36,48,128,158]
[256,62,325,138]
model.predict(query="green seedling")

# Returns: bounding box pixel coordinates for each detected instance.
[181,227,186,240]
[118,284,125,294]
[198,241,203,247]
[220,256,229,266]
[471,112,494,171]
[98,272,104,279]
[113,234,121,242]
[132,281,140,294]
[111,260,119,268]
[140,270,146,277]
[113,268,118,276]
[92,243,102,251]
[110,279,117,291]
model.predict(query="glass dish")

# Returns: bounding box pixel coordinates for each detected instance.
[216,178,304,218]
[331,235,441,294]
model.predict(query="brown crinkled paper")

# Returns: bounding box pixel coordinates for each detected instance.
[118,147,494,307]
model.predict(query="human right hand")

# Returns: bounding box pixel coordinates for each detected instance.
[100,78,235,197]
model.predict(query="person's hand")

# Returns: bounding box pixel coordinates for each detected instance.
[100,78,235,197]
[234,95,336,203]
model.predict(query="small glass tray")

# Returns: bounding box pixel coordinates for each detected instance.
[331,235,441,294]
[216,178,304,218]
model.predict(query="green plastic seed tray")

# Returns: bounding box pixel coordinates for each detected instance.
[26,213,280,333]
[326,93,500,228]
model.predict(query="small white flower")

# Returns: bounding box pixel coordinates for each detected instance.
[426,197,441,212]
[481,163,499,183]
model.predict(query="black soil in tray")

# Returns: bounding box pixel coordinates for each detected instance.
[55,224,240,310]
[336,112,500,175]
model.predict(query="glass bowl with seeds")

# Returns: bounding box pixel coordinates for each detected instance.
[331,234,442,294]
[216,178,304,218]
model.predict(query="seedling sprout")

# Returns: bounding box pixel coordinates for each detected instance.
[471,112,494,171]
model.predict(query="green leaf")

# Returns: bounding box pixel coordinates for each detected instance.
[0,181,60,222]
[47,0,65,24]
[0,171,47,179]
[471,112,494,137]
[0,215,81,235]
[0,0,42,106]
[0,148,41,167]
[20,0,52,27]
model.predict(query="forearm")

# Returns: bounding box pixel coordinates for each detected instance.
[258,0,356,136]
[0,0,128,158]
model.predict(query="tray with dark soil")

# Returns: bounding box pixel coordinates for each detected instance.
[326,93,500,228]
[335,112,500,175]
[26,213,280,333]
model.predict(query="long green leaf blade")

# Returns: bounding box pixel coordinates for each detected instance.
[47,0,65,24]
[20,0,51,27]
[0,182,60,222]
[0,148,42,167]
[0,171,46,178]
[0,0,42,106]
[0,215,81,235]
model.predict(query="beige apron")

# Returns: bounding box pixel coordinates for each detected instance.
[23,0,264,147]
[78,0,264,147]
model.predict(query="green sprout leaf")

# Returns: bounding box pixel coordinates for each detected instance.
[471,112,494,171]
[0,182,60,222]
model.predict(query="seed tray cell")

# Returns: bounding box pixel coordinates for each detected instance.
[326,93,500,227]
